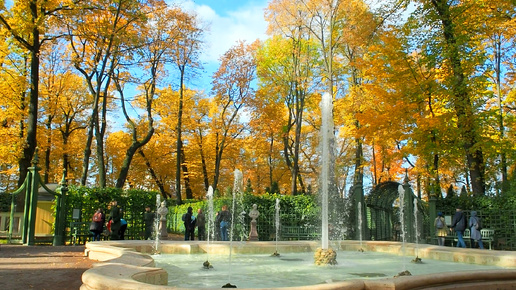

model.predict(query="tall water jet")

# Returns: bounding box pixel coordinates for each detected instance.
[314,92,337,266]
[320,92,331,250]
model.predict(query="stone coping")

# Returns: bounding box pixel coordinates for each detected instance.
[81,240,516,290]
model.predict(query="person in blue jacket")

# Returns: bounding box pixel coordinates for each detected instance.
[119,218,128,240]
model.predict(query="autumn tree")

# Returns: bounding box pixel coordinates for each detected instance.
[0,0,76,186]
[210,40,260,193]
[110,2,182,190]
[169,8,204,202]
[480,2,516,193]
[39,42,90,182]
[0,25,27,191]
[65,0,153,187]
[256,35,318,195]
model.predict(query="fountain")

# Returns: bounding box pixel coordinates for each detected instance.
[82,239,516,289]
[79,93,516,289]
[81,177,516,288]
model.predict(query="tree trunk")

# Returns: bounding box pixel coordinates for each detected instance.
[175,68,185,204]
[18,2,40,186]
[181,145,193,199]
[212,133,223,193]
[353,134,364,186]
[80,121,94,186]
[197,129,210,192]
[138,150,169,198]
[268,135,274,192]
[431,0,485,195]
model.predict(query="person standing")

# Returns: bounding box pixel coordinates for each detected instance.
[469,211,484,249]
[108,200,122,240]
[143,205,155,240]
[183,207,196,241]
[451,207,467,248]
[196,208,206,241]
[434,212,448,246]
[216,205,231,241]
[89,208,105,241]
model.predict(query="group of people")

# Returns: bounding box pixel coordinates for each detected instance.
[88,202,245,242]
[181,204,234,241]
[89,200,127,241]
[434,207,484,249]
[182,206,206,240]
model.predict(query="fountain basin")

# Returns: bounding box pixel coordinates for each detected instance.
[81,240,516,290]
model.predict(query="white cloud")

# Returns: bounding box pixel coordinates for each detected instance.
[179,1,268,63]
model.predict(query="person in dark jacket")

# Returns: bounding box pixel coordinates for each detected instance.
[183,207,196,241]
[143,205,155,240]
[196,208,206,241]
[108,200,122,240]
[451,207,467,248]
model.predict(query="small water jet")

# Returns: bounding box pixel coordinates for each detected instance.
[357,201,364,252]
[204,186,215,269]
[272,198,281,257]
[397,185,411,276]
[222,169,244,288]
[412,198,422,264]
[153,194,161,254]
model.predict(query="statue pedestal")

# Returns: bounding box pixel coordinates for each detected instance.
[249,220,258,241]
[159,219,168,238]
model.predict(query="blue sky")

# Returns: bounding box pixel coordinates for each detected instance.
[169,0,270,91]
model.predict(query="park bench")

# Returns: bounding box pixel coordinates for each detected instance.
[70,221,92,245]
[281,226,321,240]
[452,228,495,249]
[480,228,495,250]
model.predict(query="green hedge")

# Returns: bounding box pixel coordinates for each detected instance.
[66,186,159,239]
[64,187,320,241]
[169,193,320,241]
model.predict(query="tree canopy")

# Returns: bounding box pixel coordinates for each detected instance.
[1,0,515,201]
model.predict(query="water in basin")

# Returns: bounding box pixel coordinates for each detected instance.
[153,250,505,288]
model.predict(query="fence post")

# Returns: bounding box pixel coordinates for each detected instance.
[53,178,68,246]
[25,152,41,246]
[429,196,437,243]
